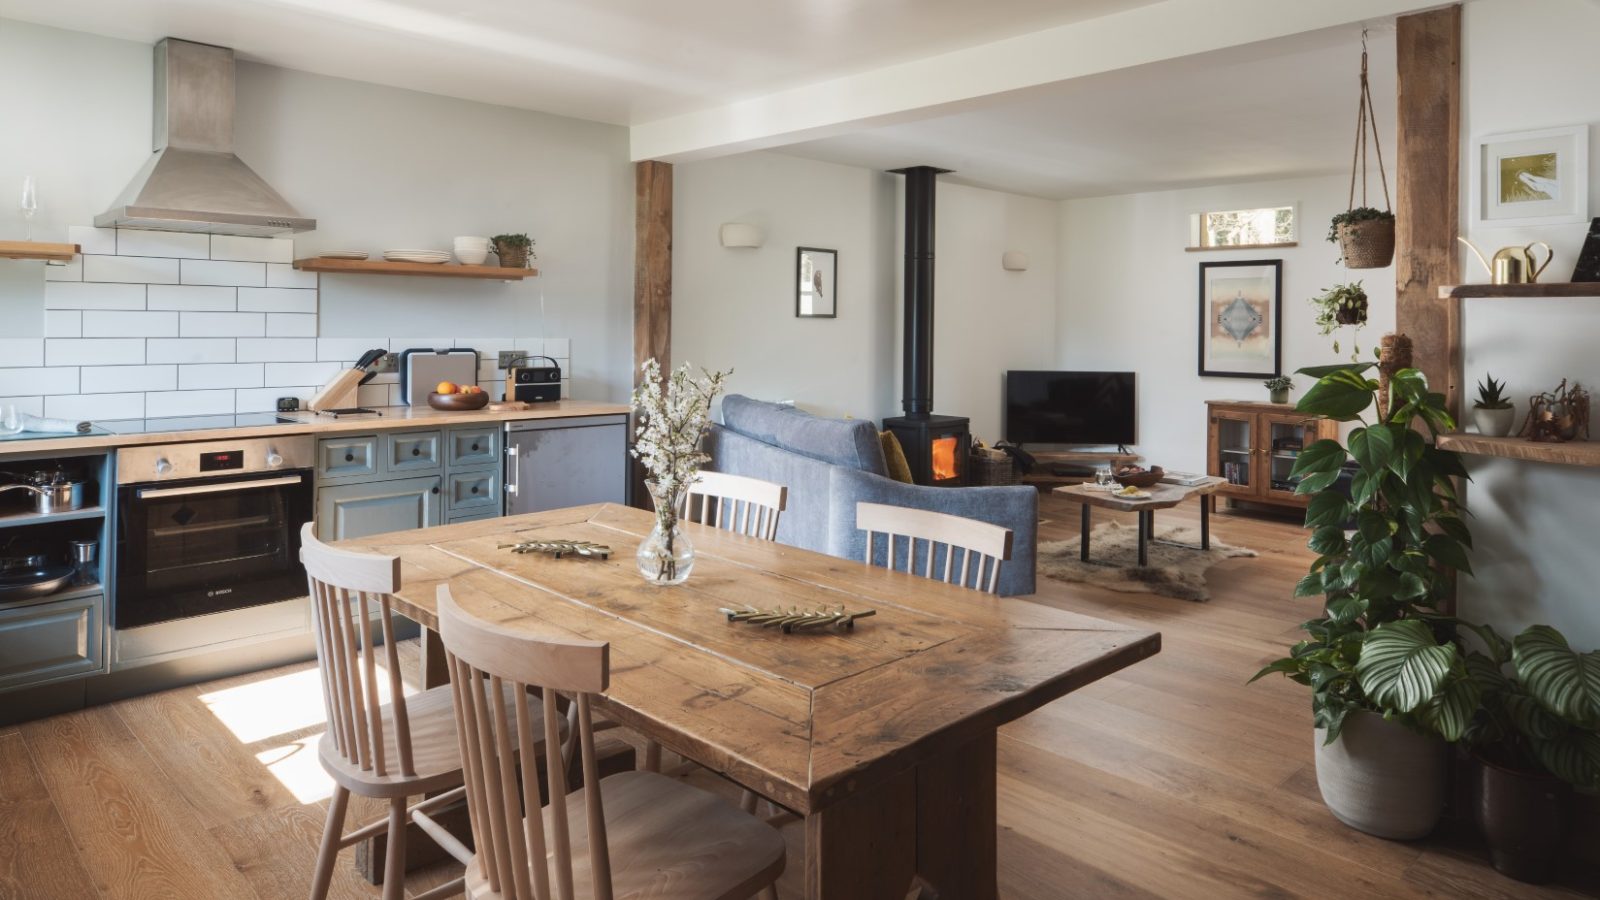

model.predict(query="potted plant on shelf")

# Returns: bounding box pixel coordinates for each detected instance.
[1252,360,1472,839]
[490,233,535,269]
[1472,375,1517,438]
[629,358,730,585]
[1264,376,1294,405]
[1310,281,1369,361]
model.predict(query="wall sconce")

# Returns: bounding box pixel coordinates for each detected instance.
[1001,251,1028,271]
[720,223,765,248]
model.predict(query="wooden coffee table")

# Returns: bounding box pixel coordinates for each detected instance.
[1054,477,1226,566]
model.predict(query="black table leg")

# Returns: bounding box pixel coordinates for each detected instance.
[1080,504,1091,562]
[1200,494,1211,550]
[1138,511,1150,566]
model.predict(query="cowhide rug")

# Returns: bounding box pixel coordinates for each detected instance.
[1038,520,1257,602]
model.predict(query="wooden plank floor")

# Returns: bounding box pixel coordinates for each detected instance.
[2,495,1594,899]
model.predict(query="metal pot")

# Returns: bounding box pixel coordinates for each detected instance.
[0,480,86,514]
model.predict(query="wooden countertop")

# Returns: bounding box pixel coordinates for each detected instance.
[0,401,631,455]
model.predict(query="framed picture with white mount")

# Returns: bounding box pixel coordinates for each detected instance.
[1198,259,1283,379]
[1472,125,1590,227]
[796,247,837,318]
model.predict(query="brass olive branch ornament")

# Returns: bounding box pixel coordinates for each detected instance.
[719,604,876,634]
[499,540,612,560]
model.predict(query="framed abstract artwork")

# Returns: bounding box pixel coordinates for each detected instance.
[1198,259,1282,379]
[796,247,837,318]
[1473,126,1590,227]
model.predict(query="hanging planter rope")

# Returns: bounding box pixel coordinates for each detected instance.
[1330,32,1395,270]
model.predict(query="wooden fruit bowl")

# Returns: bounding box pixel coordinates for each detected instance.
[428,391,489,411]
[1113,466,1164,488]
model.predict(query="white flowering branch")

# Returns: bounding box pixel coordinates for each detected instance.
[630,359,731,581]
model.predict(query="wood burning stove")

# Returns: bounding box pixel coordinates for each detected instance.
[883,413,970,486]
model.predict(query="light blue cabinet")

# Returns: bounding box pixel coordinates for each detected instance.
[0,591,105,692]
[316,474,443,541]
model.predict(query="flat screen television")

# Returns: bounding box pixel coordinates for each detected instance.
[1004,370,1136,446]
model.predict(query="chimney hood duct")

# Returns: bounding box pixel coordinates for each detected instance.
[96,38,315,237]
[888,166,950,417]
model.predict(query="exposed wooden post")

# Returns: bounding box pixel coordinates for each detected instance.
[634,160,673,383]
[1394,6,1462,417]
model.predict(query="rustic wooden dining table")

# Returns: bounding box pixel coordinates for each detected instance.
[341,502,1160,900]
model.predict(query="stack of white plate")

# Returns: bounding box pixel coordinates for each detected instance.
[319,250,369,260]
[383,249,451,265]
[453,236,491,266]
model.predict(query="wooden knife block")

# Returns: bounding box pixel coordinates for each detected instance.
[308,369,364,412]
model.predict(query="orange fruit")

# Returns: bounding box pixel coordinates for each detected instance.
[435,381,459,395]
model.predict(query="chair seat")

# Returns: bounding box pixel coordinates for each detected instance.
[465,770,787,900]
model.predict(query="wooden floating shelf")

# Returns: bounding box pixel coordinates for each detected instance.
[293,257,537,280]
[1438,283,1600,300]
[1437,433,1600,468]
[0,240,79,262]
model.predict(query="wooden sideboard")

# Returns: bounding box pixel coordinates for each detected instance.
[1206,400,1337,511]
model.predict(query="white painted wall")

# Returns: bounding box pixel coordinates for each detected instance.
[1456,0,1600,642]
[671,151,1058,441]
[1057,173,1397,472]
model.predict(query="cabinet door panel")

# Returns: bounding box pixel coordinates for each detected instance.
[318,435,379,481]
[507,422,627,515]
[447,427,500,468]
[1261,413,1328,505]
[385,430,442,474]
[1208,409,1257,496]
[0,594,105,692]
[317,475,442,542]
[447,467,501,513]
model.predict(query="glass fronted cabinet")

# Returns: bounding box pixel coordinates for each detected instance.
[1206,401,1338,511]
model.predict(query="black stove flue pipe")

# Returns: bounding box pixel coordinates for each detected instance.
[889,166,950,417]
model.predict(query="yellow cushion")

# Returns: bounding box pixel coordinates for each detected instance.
[880,431,915,484]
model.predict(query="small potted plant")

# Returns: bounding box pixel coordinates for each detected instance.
[1472,374,1516,438]
[1329,207,1395,269]
[1264,376,1294,404]
[490,233,535,269]
[1309,281,1369,360]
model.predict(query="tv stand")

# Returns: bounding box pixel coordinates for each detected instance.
[1018,447,1142,488]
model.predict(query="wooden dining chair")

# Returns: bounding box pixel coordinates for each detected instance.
[856,502,1014,594]
[437,584,788,900]
[679,470,788,540]
[302,523,554,900]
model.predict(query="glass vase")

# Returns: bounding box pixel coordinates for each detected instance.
[636,517,694,585]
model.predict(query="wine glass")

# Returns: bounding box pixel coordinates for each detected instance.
[1094,464,1114,487]
[20,176,38,241]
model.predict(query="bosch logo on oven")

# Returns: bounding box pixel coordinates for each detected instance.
[207,588,234,598]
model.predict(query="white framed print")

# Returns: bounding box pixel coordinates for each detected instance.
[1473,125,1590,227]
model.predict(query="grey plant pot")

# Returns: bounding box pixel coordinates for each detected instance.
[1270,389,1290,404]
[1473,405,1517,438]
[1314,710,1447,839]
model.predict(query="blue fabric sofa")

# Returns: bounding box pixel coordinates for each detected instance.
[702,395,1037,595]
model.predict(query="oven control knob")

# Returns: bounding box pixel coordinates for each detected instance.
[155,457,173,476]
[266,449,284,468]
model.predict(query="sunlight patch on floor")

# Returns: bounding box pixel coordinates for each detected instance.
[198,663,419,744]
[256,734,333,803]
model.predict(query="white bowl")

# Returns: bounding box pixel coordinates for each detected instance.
[455,249,490,265]
[454,236,490,247]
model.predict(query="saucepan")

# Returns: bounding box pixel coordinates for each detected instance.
[0,470,87,515]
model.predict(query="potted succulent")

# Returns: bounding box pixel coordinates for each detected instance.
[1252,361,1472,839]
[1472,375,1517,438]
[1329,207,1396,269]
[1309,281,1369,361]
[1264,376,1294,405]
[490,233,536,269]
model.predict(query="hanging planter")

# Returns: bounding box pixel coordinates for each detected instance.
[1330,33,1395,270]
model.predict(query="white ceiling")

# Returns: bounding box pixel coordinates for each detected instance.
[779,25,1399,199]
[0,0,1163,125]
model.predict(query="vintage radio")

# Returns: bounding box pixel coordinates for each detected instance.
[505,356,562,403]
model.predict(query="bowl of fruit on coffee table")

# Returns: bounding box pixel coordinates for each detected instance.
[427,381,489,411]
[1113,464,1164,488]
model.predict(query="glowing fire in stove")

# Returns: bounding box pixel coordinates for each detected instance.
[932,436,959,482]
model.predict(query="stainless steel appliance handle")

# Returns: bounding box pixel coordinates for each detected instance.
[137,474,304,500]
[505,444,519,496]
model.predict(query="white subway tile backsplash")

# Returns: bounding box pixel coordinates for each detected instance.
[181,312,265,338]
[316,338,385,362]
[0,368,78,396]
[266,263,316,289]
[178,363,264,390]
[264,361,341,388]
[46,392,144,422]
[456,337,517,356]
[181,259,266,287]
[83,310,179,338]
[44,310,81,338]
[543,338,570,357]
[237,338,315,362]
[67,226,116,256]
[146,389,237,417]
[44,257,82,282]
[238,288,317,314]
[83,255,180,285]
[0,396,45,417]
[46,339,145,366]
[80,365,176,394]
[266,313,317,337]
[236,386,316,413]
[148,285,237,311]
[0,339,45,367]
[44,282,145,310]
[115,230,210,259]
[147,338,235,364]
[356,384,389,407]
[210,235,295,264]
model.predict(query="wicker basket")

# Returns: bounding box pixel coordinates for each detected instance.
[969,452,1016,486]
[1337,219,1395,269]
[495,245,530,268]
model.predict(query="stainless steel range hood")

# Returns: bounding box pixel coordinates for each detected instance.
[96,38,315,236]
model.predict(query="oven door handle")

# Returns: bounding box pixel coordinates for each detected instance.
[136,473,305,500]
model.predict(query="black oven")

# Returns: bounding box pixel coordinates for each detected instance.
[115,436,314,629]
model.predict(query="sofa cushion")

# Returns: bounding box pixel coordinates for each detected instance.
[720,395,888,477]
[880,431,914,484]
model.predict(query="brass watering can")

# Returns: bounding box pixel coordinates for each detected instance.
[1459,236,1554,285]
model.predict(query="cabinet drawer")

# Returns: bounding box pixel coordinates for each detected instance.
[448,508,502,525]
[318,435,379,480]
[316,475,443,542]
[0,593,105,692]
[447,426,500,468]
[385,430,442,474]
[447,468,501,513]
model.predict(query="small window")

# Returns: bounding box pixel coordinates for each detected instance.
[1188,205,1298,250]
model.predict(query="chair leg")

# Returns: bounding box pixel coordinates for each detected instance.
[643,739,662,772]
[757,886,779,900]
[382,796,408,900]
[309,785,350,900]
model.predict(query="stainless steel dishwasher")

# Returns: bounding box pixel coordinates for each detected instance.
[504,414,629,515]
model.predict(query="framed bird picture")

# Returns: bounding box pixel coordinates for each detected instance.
[796,247,837,318]
[1198,259,1282,378]
[1473,126,1590,227]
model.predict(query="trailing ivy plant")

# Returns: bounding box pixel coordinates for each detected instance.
[1327,207,1395,243]
[1251,361,1472,744]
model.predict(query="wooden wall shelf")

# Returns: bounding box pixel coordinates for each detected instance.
[293,258,536,280]
[1437,433,1600,467]
[0,241,79,262]
[1438,283,1600,300]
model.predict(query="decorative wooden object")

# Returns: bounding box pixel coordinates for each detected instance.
[681,470,787,541]
[1205,400,1338,511]
[634,161,673,381]
[341,503,1158,899]
[1377,333,1414,418]
[292,257,535,280]
[499,539,612,559]
[1520,379,1591,443]
[721,605,876,633]
[857,502,1013,594]
[0,241,78,262]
